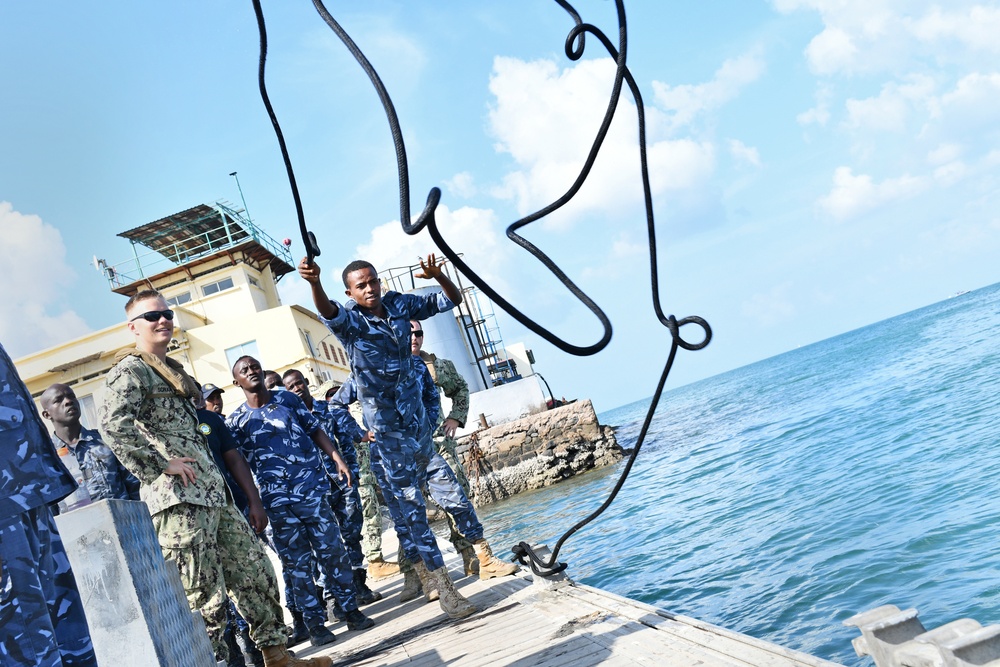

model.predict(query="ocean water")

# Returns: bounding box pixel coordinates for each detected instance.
[476,281,1000,665]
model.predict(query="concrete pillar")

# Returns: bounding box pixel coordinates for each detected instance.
[54,499,217,667]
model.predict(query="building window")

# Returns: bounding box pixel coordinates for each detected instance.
[303,330,316,357]
[78,394,97,430]
[248,275,261,288]
[225,340,260,373]
[166,292,192,307]
[202,277,235,297]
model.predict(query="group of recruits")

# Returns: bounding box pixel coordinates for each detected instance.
[1,254,518,667]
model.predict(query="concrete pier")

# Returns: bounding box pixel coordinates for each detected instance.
[54,499,216,667]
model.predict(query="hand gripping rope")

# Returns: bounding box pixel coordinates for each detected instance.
[250,0,712,577]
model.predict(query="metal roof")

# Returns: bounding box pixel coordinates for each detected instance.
[117,204,251,264]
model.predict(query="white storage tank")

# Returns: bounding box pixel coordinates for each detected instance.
[408,286,489,393]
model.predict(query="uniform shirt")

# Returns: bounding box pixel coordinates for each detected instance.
[411,355,441,439]
[310,398,365,470]
[418,351,470,433]
[319,290,455,436]
[196,408,250,513]
[226,390,328,509]
[52,427,141,502]
[0,342,76,518]
[100,352,228,515]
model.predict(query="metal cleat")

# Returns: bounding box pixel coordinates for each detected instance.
[939,623,1000,666]
[894,620,983,667]
[844,605,926,667]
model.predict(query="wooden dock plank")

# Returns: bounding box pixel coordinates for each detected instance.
[278,536,842,667]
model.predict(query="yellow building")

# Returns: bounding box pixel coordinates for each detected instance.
[15,202,351,423]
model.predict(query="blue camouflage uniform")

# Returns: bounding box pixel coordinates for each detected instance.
[52,426,142,503]
[226,390,358,632]
[0,342,97,667]
[310,399,366,570]
[319,289,456,572]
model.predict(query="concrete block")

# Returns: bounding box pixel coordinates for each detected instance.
[54,499,217,667]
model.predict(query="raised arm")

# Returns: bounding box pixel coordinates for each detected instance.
[297,256,340,319]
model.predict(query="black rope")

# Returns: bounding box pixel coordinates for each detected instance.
[251,0,712,577]
[251,0,321,262]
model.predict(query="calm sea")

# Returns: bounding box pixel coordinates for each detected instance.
[476,281,1000,665]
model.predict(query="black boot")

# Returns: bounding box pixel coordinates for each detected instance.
[344,608,375,631]
[308,622,337,647]
[234,627,264,667]
[354,568,382,605]
[327,598,347,623]
[286,609,309,645]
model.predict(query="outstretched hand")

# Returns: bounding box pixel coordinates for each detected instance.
[297,256,321,284]
[415,253,444,280]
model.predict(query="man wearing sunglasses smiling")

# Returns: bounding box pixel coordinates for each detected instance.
[100,289,330,667]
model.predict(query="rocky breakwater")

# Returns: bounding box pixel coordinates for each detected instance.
[455,399,624,504]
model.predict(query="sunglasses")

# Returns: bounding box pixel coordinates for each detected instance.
[130,309,175,323]
[411,330,424,338]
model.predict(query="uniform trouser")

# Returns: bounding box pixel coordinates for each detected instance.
[434,435,475,552]
[369,433,447,571]
[267,498,357,630]
[355,439,385,561]
[397,451,484,573]
[326,465,364,570]
[151,502,285,661]
[0,505,97,667]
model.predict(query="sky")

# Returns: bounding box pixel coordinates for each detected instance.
[2,1,999,414]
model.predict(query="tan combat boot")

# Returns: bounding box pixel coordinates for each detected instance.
[473,539,519,580]
[398,568,423,603]
[459,546,480,577]
[412,560,439,602]
[367,556,400,581]
[261,643,332,667]
[429,565,477,619]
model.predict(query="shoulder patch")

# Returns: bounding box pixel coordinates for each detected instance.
[198,422,212,436]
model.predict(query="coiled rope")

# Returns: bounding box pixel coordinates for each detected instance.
[251,0,712,577]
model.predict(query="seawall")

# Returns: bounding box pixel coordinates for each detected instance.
[454,399,624,505]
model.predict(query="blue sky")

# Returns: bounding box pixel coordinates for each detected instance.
[2,1,999,413]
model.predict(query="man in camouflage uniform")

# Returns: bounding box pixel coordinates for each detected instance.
[298,254,476,620]
[99,289,328,667]
[281,369,381,616]
[227,356,374,646]
[1,342,98,667]
[408,320,476,573]
[41,382,142,503]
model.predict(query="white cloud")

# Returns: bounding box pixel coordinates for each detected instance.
[652,51,766,132]
[927,143,963,165]
[487,56,717,231]
[729,139,762,167]
[798,83,834,126]
[843,75,936,132]
[353,204,511,296]
[805,27,859,75]
[817,167,927,220]
[445,172,477,199]
[775,2,1000,75]
[907,5,1000,53]
[0,202,90,356]
[936,72,1000,128]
